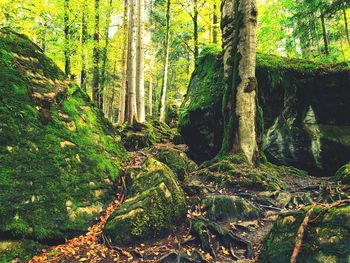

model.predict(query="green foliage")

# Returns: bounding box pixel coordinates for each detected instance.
[0,29,126,243]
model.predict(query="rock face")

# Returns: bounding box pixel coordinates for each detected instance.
[0,29,125,244]
[260,204,350,263]
[104,158,186,245]
[179,46,350,175]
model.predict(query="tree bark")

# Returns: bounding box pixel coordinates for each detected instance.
[193,0,199,62]
[100,0,114,111]
[64,0,71,77]
[148,57,154,117]
[127,0,138,124]
[159,0,171,122]
[118,0,129,124]
[92,0,101,107]
[136,0,146,122]
[80,0,88,91]
[342,0,350,45]
[212,3,218,44]
[220,0,259,165]
[320,9,329,55]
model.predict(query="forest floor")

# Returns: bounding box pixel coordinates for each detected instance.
[26,140,348,263]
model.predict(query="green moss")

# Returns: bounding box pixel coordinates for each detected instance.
[260,205,350,263]
[0,29,126,247]
[334,163,350,184]
[202,195,260,222]
[0,239,46,262]
[104,158,186,244]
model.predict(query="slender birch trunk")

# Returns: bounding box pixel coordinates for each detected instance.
[320,9,329,55]
[127,0,138,124]
[220,0,259,165]
[80,0,88,91]
[159,0,171,122]
[118,0,129,124]
[193,0,199,62]
[136,0,146,122]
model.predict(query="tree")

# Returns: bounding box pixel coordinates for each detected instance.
[118,0,129,124]
[127,0,138,124]
[136,0,146,122]
[92,0,101,108]
[212,3,218,44]
[80,0,88,91]
[159,0,171,122]
[220,0,259,165]
[64,0,71,77]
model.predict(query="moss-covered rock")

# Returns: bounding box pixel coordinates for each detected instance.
[121,121,177,151]
[193,154,287,192]
[334,163,350,184]
[0,239,46,262]
[0,29,126,246]
[179,46,350,175]
[202,195,260,222]
[104,158,186,244]
[153,147,197,181]
[260,204,350,263]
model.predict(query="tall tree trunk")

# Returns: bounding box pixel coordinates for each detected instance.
[159,0,171,122]
[193,0,199,62]
[148,57,154,117]
[342,0,350,45]
[100,0,114,110]
[109,59,117,121]
[213,3,218,44]
[136,0,146,122]
[64,0,71,77]
[320,9,329,55]
[118,0,129,124]
[92,0,101,107]
[220,0,259,165]
[80,0,88,91]
[127,0,138,124]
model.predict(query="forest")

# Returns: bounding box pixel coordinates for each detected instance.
[0,0,349,262]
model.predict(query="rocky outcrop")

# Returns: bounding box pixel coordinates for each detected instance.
[104,158,186,244]
[0,29,125,245]
[260,204,350,263]
[179,46,350,175]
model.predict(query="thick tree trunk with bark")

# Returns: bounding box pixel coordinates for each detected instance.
[159,0,171,122]
[220,0,259,165]
[92,0,101,107]
[136,0,145,122]
[118,0,129,124]
[64,0,71,77]
[80,0,88,91]
[127,0,138,124]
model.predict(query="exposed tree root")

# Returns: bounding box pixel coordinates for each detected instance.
[290,199,350,263]
[190,217,253,260]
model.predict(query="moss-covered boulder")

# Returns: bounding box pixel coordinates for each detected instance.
[260,204,350,263]
[202,195,260,222]
[0,29,125,244]
[0,239,46,262]
[153,147,197,181]
[334,163,350,184]
[104,158,186,244]
[121,121,177,151]
[179,46,350,175]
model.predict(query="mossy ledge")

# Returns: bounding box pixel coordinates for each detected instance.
[0,29,126,247]
[179,45,350,175]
